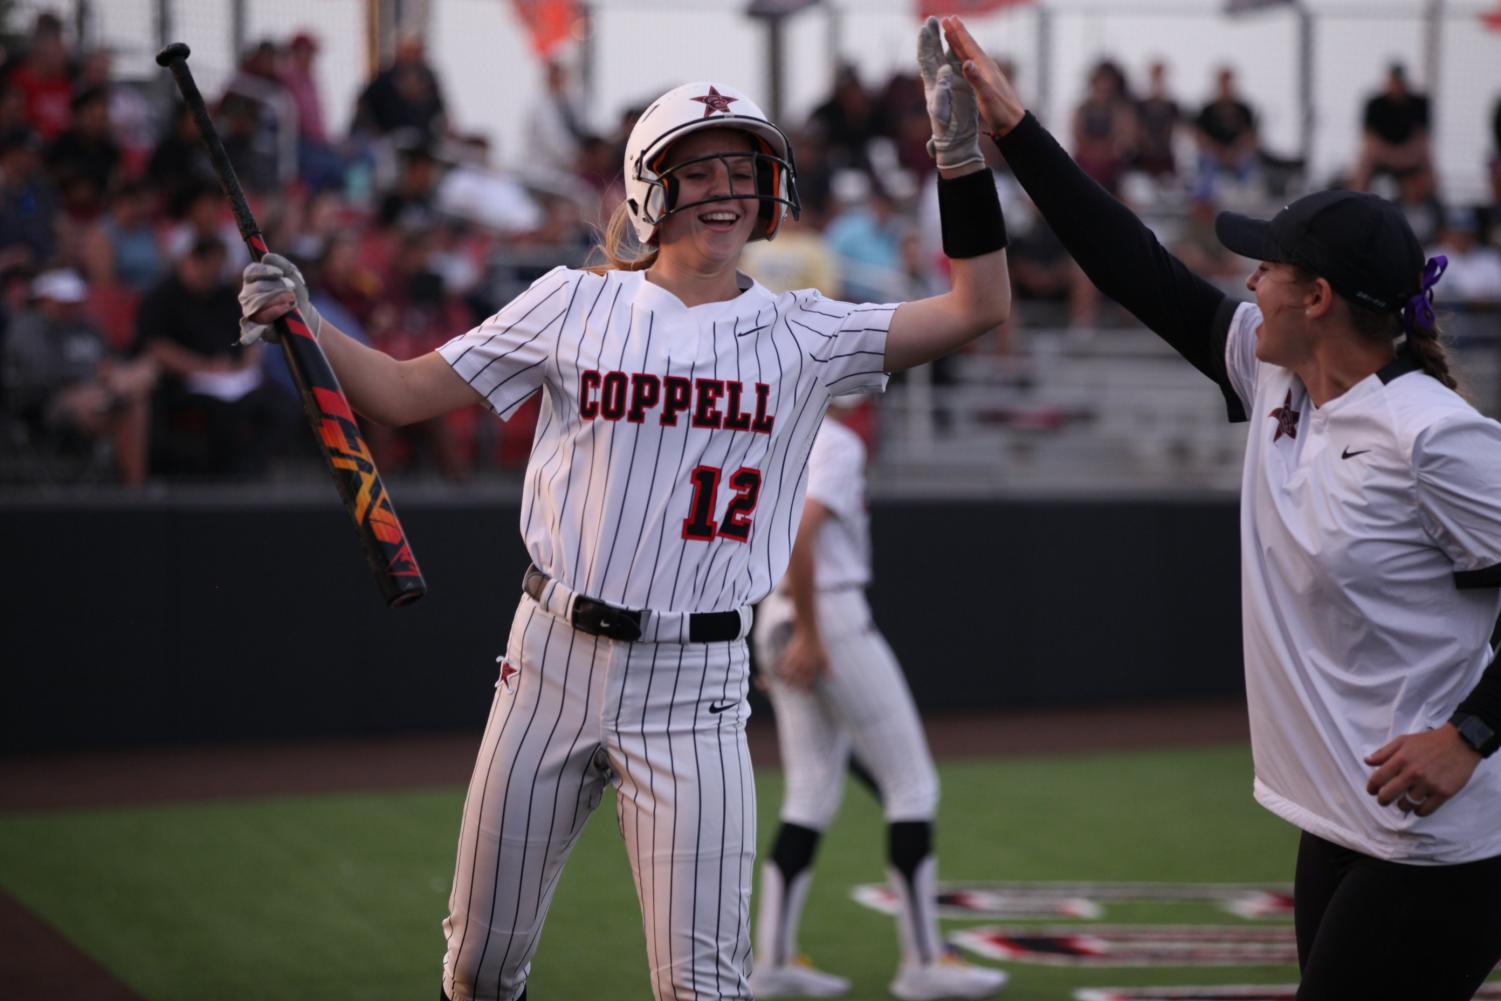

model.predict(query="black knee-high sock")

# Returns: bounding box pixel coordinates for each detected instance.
[757,822,824,965]
[887,820,941,964]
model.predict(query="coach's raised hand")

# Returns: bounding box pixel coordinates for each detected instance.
[941,16,1026,139]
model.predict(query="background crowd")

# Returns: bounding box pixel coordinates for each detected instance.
[1,10,1498,487]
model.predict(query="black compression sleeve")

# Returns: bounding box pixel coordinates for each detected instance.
[994,113,1246,420]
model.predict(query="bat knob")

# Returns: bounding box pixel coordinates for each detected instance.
[155,42,191,67]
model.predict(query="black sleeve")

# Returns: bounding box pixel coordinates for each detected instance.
[994,113,1246,421]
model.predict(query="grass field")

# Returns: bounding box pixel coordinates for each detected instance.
[0,744,1319,1000]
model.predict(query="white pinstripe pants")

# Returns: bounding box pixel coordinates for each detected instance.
[752,588,938,828]
[442,594,757,1001]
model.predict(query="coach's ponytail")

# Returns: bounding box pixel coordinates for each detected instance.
[1397,256,1459,391]
[585,201,657,275]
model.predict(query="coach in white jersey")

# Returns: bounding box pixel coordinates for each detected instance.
[942,17,1501,1001]
[238,19,1008,1001]
[751,405,1008,1000]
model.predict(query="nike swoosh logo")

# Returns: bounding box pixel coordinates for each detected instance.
[708,701,736,714]
[1341,447,1371,460]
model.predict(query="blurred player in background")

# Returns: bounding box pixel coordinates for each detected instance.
[942,15,1501,1001]
[240,16,1010,1000]
[751,399,1008,1001]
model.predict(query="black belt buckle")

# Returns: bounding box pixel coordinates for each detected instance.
[572,596,643,642]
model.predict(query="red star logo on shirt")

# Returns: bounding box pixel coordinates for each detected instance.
[498,658,520,692]
[690,86,738,117]
[1268,389,1300,442]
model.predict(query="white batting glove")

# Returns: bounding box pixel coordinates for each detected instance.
[917,16,984,172]
[237,252,321,346]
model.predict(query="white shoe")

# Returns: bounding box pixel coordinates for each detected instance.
[751,956,852,998]
[889,953,1008,1000]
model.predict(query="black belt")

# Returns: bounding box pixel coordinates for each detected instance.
[522,566,742,643]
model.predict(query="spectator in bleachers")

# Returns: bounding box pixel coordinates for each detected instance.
[164,182,250,280]
[824,170,905,303]
[317,231,382,330]
[148,103,216,216]
[377,141,444,231]
[1071,59,1136,197]
[79,181,162,292]
[1134,61,1181,180]
[436,133,545,237]
[526,58,588,176]
[1433,208,1501,307]
[879,70,935,182]
[6,13,73,142]
[1489,95,1500,210]
[1172,196,1247,284]
[741,198,837,298]
[281,32,326,148]
[2,268,155,484]
[133,236,273,477]
[78,180,163,348]
[1352,63,1434,204]
[809,63,890,173]
[219,91,280,196]
[78,48,152,172]
[1193,66,1259,201]
[43,86,119,213]
[353,33,447,144]
[280,32,345,193]
[363,229,473,480]
[0,127,57,270]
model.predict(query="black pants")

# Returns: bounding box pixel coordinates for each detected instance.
[1294,831,1501,1000]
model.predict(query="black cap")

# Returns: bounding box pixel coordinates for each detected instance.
[1215,189,1424,314]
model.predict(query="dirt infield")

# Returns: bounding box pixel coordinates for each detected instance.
[0,700,1248,1000]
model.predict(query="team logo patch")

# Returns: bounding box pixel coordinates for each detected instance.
[497,656,520,692]
[952,925,1298,967]
[1268,390,1299,442]
[691,86,738,117]
[850,882,1294,922]
[1073,987,1501,1001]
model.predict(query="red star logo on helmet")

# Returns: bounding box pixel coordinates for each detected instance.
[690,86,738,117]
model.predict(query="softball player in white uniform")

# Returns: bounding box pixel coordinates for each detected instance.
[942,17,1501,1000]
[751,410,1008,1001]
[239,20,1010,1000]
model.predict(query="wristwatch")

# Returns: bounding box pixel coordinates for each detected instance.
[1449,713,1501,758]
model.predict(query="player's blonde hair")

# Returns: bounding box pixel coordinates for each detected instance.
[585,201,658,274]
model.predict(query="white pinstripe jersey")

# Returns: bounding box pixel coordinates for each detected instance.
[439,266,895,614]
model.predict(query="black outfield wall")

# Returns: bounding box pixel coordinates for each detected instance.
[1,494,1242,752]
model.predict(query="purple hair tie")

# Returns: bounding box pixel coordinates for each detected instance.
[1401,255,1448,335]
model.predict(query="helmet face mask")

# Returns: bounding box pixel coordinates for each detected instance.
[625,82,800,246]
[643,149,799,242]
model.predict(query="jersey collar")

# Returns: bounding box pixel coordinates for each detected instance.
[1376,345,1422,385]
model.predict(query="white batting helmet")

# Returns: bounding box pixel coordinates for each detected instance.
[623,81,799,245]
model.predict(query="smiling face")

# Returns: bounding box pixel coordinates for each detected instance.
[654,128,761,265]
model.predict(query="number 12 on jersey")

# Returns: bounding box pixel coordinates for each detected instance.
[682,466,762,542]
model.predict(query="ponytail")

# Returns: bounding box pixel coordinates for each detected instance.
[585,201,657,275]
[1399,255,1458,391]
[1403,321,1460,391]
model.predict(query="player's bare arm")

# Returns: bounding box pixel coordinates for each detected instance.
[884,17,1010,374]
[778,499,832,689]
[241,255,482,426]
